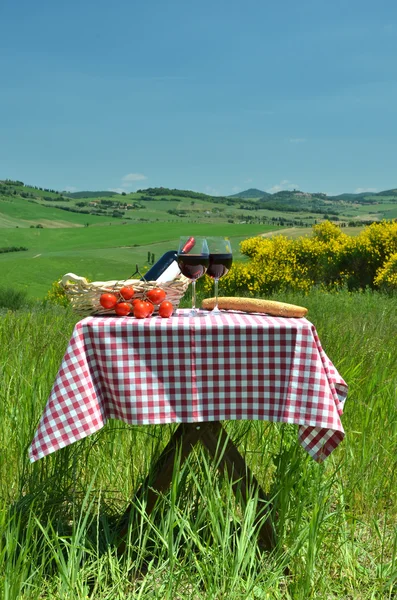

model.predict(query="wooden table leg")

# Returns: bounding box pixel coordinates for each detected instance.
[119,423,203,546]
[119,421,276,552]
[197,422,276,551]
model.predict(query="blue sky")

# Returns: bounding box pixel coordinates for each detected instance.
[1,0,397,196]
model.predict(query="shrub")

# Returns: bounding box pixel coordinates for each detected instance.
[45,280,70,307]
[312,220,346,242]
[0,246,28,254]
[374,252,397,292]
[0,286,30,310]
[219,220,397,297]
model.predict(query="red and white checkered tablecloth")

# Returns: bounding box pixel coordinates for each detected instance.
[29,309,348,463]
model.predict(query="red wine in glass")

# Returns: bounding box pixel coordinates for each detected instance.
[207,253,233,280]
[177,236,209,316]
[206,238,233,313]
[178,254,210,280]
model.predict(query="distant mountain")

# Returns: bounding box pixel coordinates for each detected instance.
[270,190,327,200]
[229,188,270,199]
[63,191,119,199]
[374,189,397,197]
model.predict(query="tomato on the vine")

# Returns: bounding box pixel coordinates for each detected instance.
[158,300,174,318]
[100,293,118,309]
[120,286,135,300]
[144,300,154,316]
[115,302,131,316]
[133,300,151,319]
[146,288,166,305]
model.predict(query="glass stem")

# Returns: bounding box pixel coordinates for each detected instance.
[191,279,197,312]
[214,278,219,310]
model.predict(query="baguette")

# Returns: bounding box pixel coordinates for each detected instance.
[201,296,308,318]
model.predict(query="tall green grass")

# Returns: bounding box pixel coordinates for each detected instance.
[1,291,397,598]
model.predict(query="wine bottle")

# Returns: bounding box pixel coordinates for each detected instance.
[180,236,195,253]
[140,250,180,283]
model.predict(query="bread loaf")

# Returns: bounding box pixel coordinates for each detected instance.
[201,297,308,318]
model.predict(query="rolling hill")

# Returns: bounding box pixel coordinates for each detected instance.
[229,188,269,199]
[2,179,397,233]
[2,179,397,230]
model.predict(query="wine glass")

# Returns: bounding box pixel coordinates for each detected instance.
[206,237,233,313]
[177,236,209,316]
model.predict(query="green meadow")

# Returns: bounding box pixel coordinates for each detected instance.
[1,180,289,298]
[0,196,116,228]
[1,290,397,598]
[0,222,275,299]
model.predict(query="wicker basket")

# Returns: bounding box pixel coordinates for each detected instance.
[60,273,190,316]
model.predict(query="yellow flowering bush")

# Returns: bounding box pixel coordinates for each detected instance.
[219,220,397,297]
[46,280,70,307]
[312,220,347,243]
[338,221,397,289]
[203,262,265,296]
[239,235,266,259]
[374,253,397,291]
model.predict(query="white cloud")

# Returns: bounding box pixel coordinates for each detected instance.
[111,172,148,193]
[354,187,377,194]
[231,186,242,193]
[289,138,307,144]
[267,179,299,194]
[204,185,221,196]
[122,173,148,184]
[63,185,77,192]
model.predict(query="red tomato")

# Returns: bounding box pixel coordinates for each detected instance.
[115,302,131,316]
[146,288,166,305]
[144,300,154,316]
[131,298,141,307]
[120,286,135,300]
[100,293,118,309]
[158,300,174,318]
[133,300,151,319]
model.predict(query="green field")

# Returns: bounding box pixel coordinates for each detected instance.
[0,180,289,299]
[0,222,275,299]
[1,290,397,598]
[0,195,118,228]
